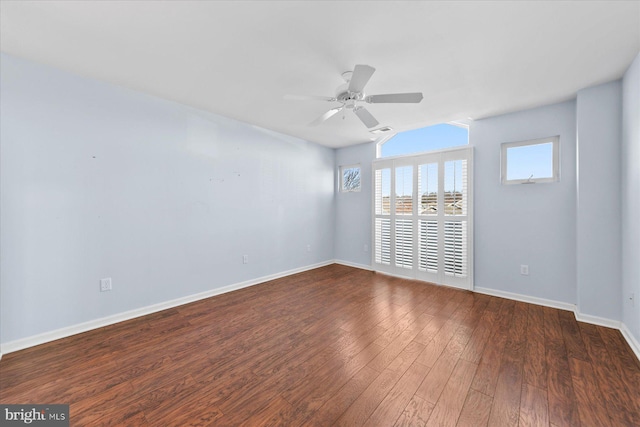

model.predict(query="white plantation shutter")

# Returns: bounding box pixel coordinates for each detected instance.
[444,221,467,276]
[418,163,438,215]
[375,169,391,215]
[444,159,467,216]
[375,218,391,265]
[395,219,413,269]
[419,220,438,272]
[373,147,473,289]
[395,166,413,216]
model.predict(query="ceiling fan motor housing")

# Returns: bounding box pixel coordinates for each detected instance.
[299,65,422,128]
[337,91,365,104]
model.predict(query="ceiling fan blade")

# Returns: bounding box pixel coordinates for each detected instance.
[309,106,344,126]
[284,94,337,102]
[365,92,424,103]
[348,64,376,93]
[353,106,379,128]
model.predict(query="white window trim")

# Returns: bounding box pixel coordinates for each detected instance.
[500,136,560,185]
[339,164,362,192]
[371,146,474,290]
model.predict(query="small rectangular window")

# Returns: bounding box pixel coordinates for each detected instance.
[501,136,559,185]
[340,164,361,192]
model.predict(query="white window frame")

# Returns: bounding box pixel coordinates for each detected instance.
[371,146,474,290]
[339,164,362,192]
[500,136,560,185]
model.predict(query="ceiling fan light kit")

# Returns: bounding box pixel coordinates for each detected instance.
[287,64,424,129]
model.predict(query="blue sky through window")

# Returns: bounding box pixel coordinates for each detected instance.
[380,123,468,158]
[380,123,468,193]
[506,142,553,180]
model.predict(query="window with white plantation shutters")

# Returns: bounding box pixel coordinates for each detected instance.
[372,147,473,290]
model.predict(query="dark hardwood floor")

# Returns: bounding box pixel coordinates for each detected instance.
[1,264,639,426]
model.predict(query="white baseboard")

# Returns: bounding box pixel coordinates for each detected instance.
[0,260,334,356]
[333,259,373,271]
[574,311,621,329]
[3,260,639,365]
[470,286,638,362]
[331,265,640,363]
[620,323,640,363]
[473,286,576,312]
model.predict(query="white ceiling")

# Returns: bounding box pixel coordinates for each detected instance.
[1,1,639,148]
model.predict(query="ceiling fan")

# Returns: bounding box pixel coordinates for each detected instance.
[286,64,423,129]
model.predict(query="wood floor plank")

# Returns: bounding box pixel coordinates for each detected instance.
[486,355,522,427]
[486,302,528,427]
[569,357,612,427]
[424,359,478,427]
[334,341,425,427]
[518,383,549,427]
[1,265,638,427]
[523,304,548,390]
[597,326,640,406]
[363,360,431,427]
[303,366,380,427]
[544,307,580,427]
[579,322,640,426]
[558,310,590,362]
[459,297,502,364]
[280,341,384,411]
[70,381,143,427]
[456,389,492,427]
[368,315,433,372]
[470,299,515,397]
[415,346,460,405]
[394,395,435,427]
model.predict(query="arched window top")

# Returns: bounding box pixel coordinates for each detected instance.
[377,123,469,158]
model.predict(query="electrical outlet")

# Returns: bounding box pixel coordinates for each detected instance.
[520,265,529,276]
[630,293,635,307]
[364,244,369,252]
[243,255,248,264]
[100,278,112,292]
[307,244,311,252]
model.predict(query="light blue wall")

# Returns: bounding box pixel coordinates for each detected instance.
[0,54,335,344]
[334,101,580,308]
[3,50,637,349]
[472,101,577,303]
[334,142,376,268]
[622,52,640,343]
[576,81,622,321]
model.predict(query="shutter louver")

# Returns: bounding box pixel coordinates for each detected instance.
[375,218,391,265]
[419,220,438,272]
[395,219,413,269]
[444,221,467,277]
